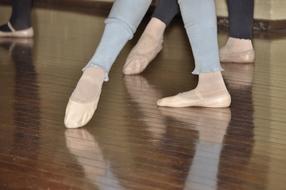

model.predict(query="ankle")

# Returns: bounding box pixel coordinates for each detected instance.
[199,71,223,82]
[197,72,228,92]
[83,66,106,81]
[10,20,32,31]
[144,18,166,40]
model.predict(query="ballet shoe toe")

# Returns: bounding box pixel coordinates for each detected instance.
[123,57,145,75]
[64,99,97,128]
[157,97,176,107]
[157,95,194,107]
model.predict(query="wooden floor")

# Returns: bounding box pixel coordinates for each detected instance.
[1,3,286,190]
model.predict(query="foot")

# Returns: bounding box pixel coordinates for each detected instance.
[0,22,34,38]
[157,72,231,108]
[220,37,255,63]
[64,66,105,128]
[123,18,165,75]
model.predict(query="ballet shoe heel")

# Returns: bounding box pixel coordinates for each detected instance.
[205,94,231,108]
[0,22,34,38]
[245,50,255,63]
[15,28,34,38]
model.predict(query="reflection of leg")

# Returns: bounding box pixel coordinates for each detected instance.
[65,0,152,128]
[188,117,228,189]
[0,38,33,65]
[11,38,40,159]
[158,108,231,189]
[0,0,34,38]
[183,143,222,190]
[221,62,254,88]
[220,0,255,63]
[123,0,179,75]
[65,129,123,189]
[124,76,166,141]
[157,0,230,108]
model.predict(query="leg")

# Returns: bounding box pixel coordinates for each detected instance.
[157,0,231,108]
[123,0,179,75]
[220,0,255,63]
[0,0,34,38]
[228,0,254,39]
[64,0,152,128]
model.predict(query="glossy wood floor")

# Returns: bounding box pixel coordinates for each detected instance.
[1,3,286,190]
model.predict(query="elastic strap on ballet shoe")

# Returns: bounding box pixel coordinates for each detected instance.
[7,22,16,32]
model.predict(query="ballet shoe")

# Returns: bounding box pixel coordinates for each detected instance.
[219,37,255,63]
[0,22,34,38]
[157,90,231,108]
[123,33,163,75]
[64,67,105,128]
[64,98,100,129]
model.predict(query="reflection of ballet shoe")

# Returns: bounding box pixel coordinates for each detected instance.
[0,22,34,38]
[65,129,95,149]
[220,48,255,63]
[0,38,34,49]
[65,129,123,189]
[65,129,106,175]
[123,33,163,75]
[0,38,34,65]
[124,75,161,101]
[124,76,167,141]
[159,107,231,143]
[221,62,255,87]
[159,107,231,127]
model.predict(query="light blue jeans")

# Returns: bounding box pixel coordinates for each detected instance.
[83,0,152,80]
[178,0,222,74]
[84,0,222,80]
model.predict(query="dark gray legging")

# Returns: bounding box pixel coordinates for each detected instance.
[152,0,180,26]
[10,0,33,29]
[227,0,254,39]
[152,0,254,39]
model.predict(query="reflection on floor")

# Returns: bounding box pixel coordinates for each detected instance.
[0,3,286,190]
